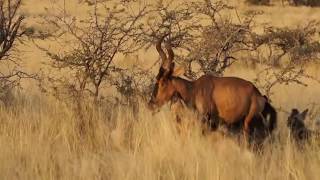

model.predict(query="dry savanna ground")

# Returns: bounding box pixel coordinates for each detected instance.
[1,0,320,179]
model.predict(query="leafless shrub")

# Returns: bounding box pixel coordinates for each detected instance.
[37,0,148,102]
[110,65,154,102]
[252,21,320,97]
[183,1,260,78]
[141,0,200,49]
[0,0,35,106]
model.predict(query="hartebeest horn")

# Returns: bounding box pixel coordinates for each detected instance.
[165,40,174,71]
[156,36,171,72]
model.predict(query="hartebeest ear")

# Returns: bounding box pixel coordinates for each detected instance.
[172,65,185,77]
[299,109,309,121]
[290,109,299,116]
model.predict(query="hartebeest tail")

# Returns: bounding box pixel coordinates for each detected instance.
[148,36,278,140]
[262,101,277,133]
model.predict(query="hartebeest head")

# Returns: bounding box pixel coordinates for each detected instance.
[148,37,179,109]
[287,108,310,142]
[287,108,308,131]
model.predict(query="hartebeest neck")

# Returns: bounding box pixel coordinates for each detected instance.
[171,77,194,107]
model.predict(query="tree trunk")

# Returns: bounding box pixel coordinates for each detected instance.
[93,84,99,103]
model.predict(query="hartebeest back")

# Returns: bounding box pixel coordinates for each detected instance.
[148,37,277,138]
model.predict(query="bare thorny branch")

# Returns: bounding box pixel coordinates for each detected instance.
[0,0,36,99]
[141,0,201,49]
[0,0,24,60]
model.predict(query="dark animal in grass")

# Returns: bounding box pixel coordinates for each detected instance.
[288,108,320,144]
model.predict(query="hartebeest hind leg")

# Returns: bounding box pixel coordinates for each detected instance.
[243,97,258,140]
[208,113,220,130]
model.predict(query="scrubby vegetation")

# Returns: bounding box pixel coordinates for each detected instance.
[290,0,320,6]
[246,0,270,5]
[1,0,320,179]
[246,0,320,6]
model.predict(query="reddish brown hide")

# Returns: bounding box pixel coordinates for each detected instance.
[148,37,277,138]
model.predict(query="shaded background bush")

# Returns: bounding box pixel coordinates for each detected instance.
[246,0,270,5]
[291,0,320,6]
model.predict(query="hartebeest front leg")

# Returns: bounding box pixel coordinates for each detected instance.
[200,113,220,134]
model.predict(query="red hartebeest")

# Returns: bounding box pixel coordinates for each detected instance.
[148,37,277,139]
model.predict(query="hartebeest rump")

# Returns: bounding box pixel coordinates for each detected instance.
[148,37,277,138]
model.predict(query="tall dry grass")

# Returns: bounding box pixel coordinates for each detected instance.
[0,92,319,180]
